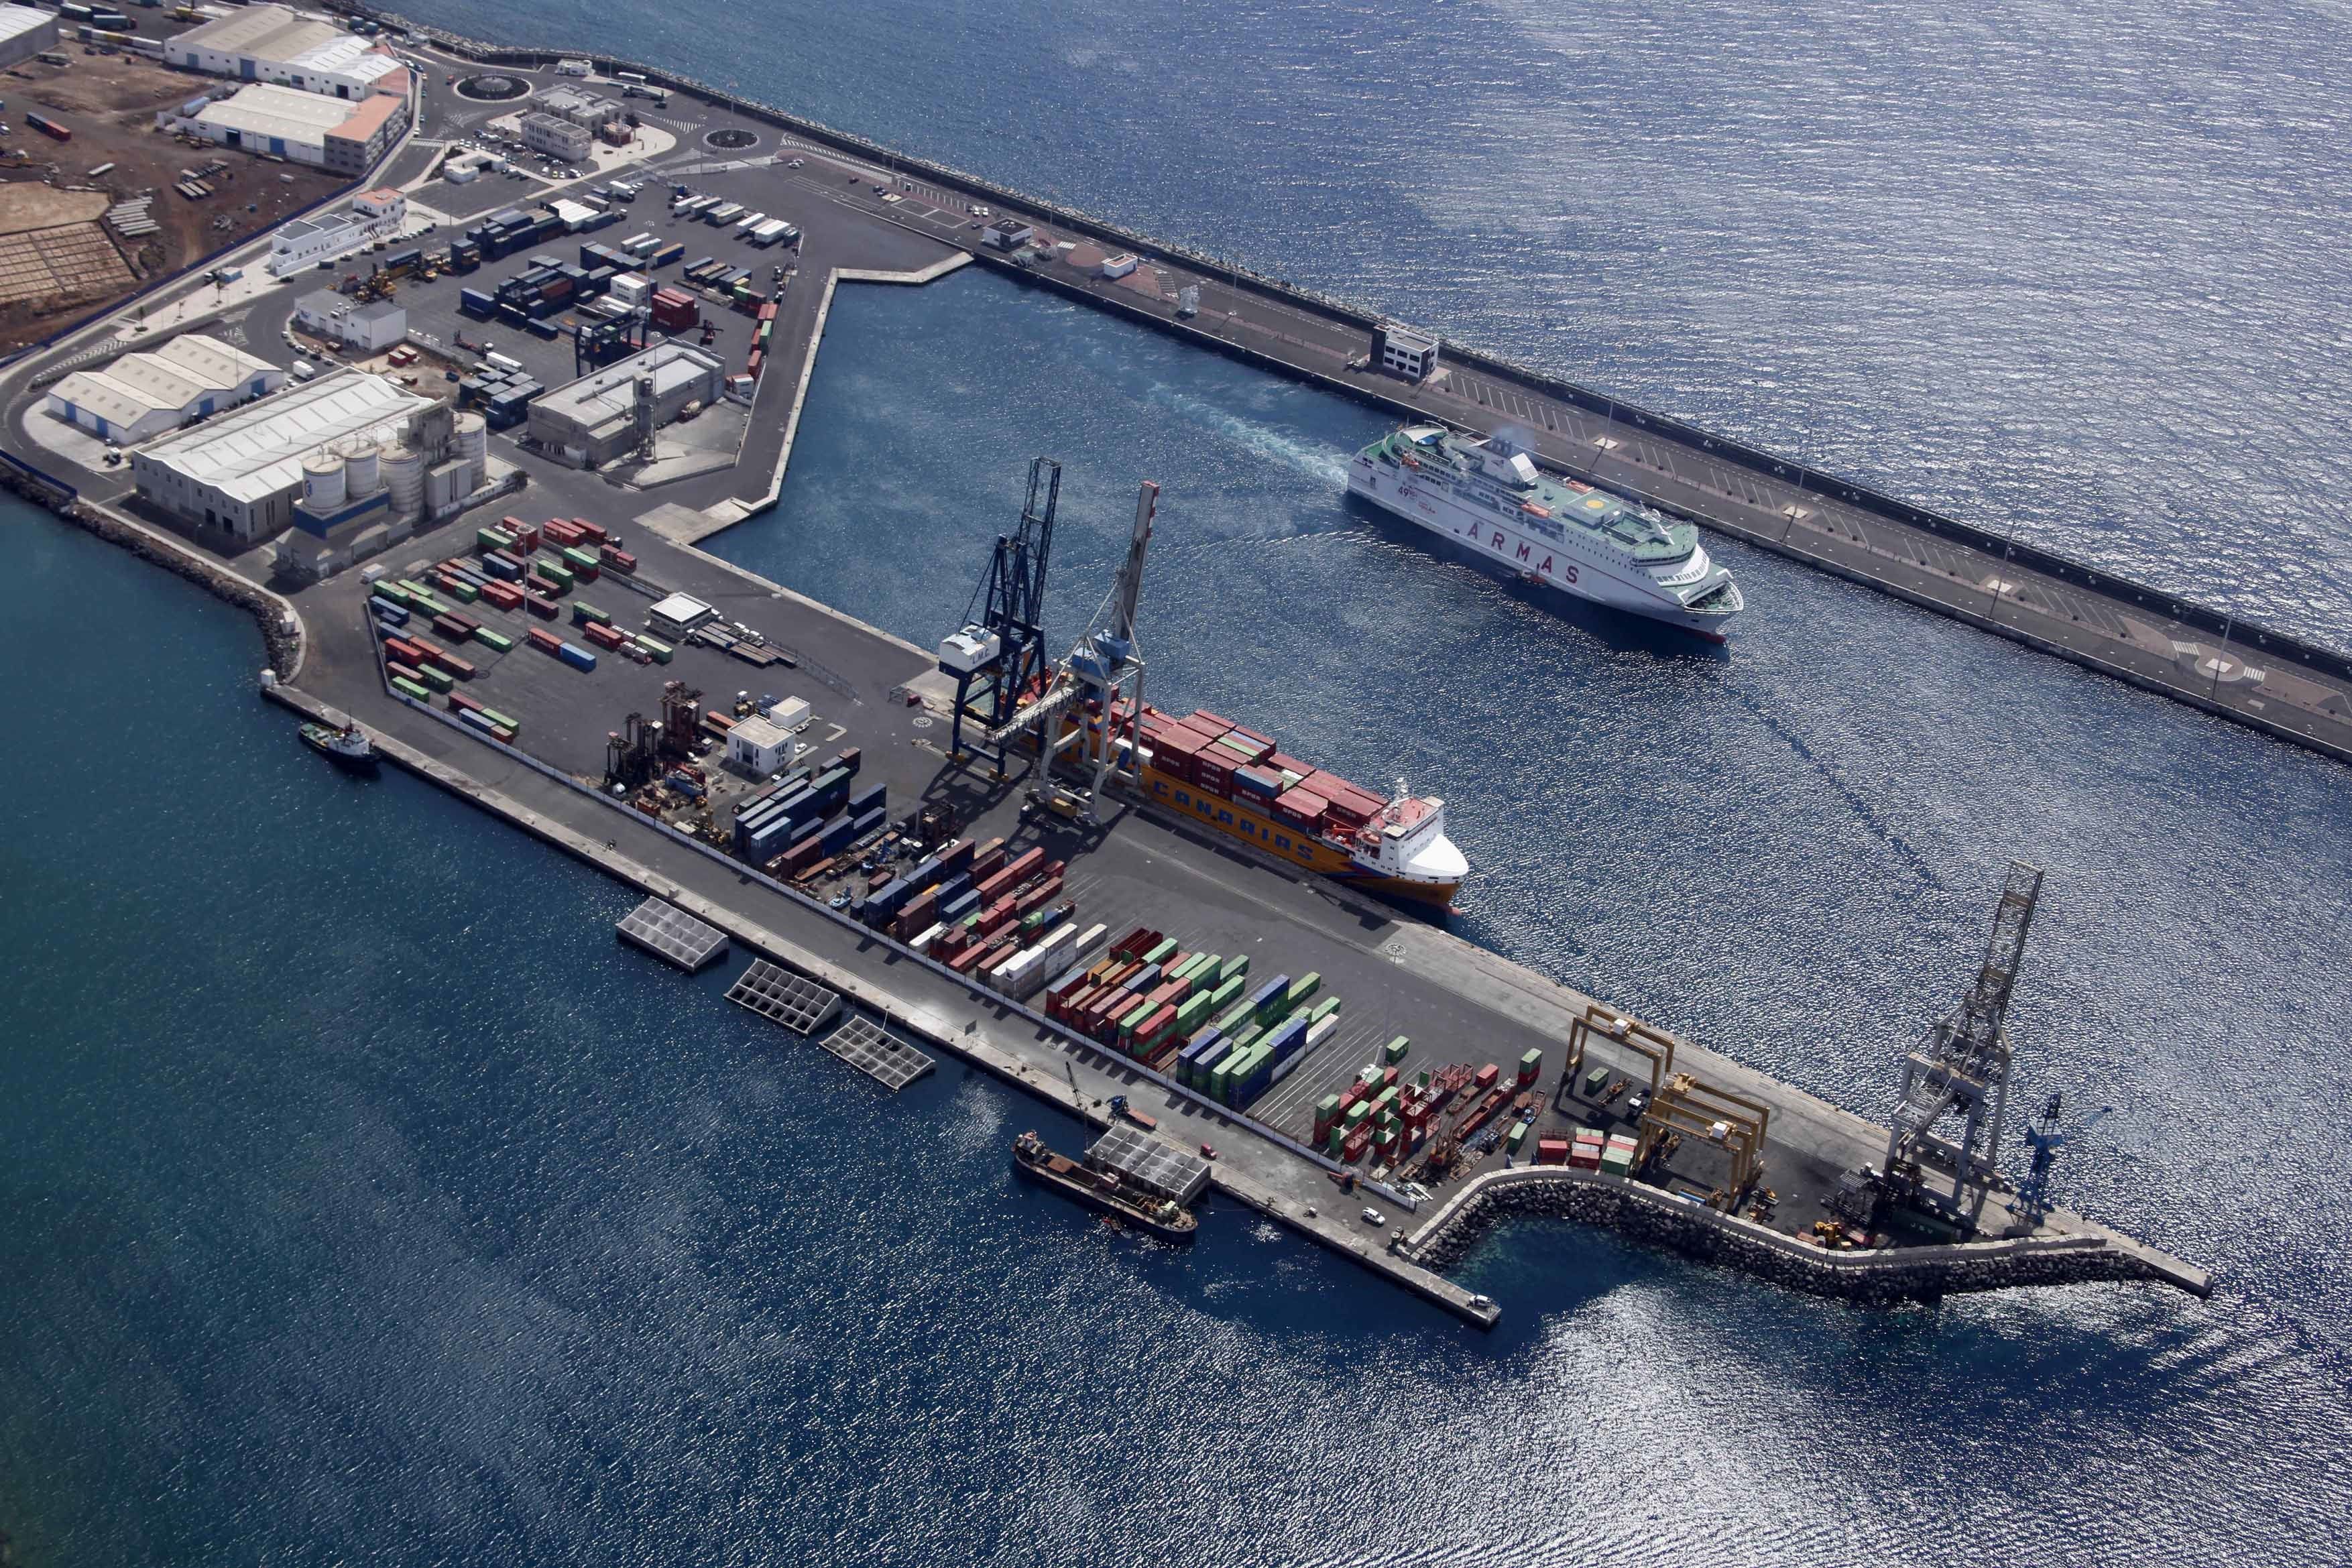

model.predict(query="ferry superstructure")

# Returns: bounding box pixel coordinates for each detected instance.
[1350,426,1743,640]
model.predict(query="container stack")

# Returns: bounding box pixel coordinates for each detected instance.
[1136,705,1389,845]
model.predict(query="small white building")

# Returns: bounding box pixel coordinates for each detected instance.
[1375,321,1439,382]
[554,58,593,77]
[647,592,715,640]
[1098,253,1138,280]
[534,84,618,129]
[294,290,407,352]
[725,714,795,778]
[984,219,1035,251]
[519,111,593,163]
[46,335,284,444]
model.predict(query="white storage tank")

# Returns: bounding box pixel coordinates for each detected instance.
[453,412,487,487]
[302,452,345,509]
[382,444,424,521]
[343,440,381,497]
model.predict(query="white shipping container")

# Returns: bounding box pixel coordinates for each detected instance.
[1072,922,1107,959]
[909,922,946,955]
[1305,1016,1339,1048]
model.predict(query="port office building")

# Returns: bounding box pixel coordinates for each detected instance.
[166,84,405,176]
[0,5,60,72]
[131,369,434,542]
[165,4,409,102]
[45,334,283,444]
[526,343,723,467]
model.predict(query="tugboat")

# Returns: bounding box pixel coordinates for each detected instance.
[1012,1130,1197,1243]
[298,719,377,772]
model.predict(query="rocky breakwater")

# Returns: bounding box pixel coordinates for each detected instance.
[1401,1166,2180,1307]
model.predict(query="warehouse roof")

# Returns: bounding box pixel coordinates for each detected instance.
[135,369,434,503]
[176,4,346,62]
[196,82,359,145]
[0,4,54,49]
[328,93,402,145]
[535,343,722,433]
[50,335,278,430]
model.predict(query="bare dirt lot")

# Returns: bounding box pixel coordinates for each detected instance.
[0,44,353,349]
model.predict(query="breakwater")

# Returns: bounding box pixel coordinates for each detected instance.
[1405,1166,2210,1307]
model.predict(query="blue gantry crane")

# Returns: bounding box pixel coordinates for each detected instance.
[938,457,1060,772]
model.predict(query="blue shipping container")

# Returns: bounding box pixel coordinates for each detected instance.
[848,780,886,815]
[940,889,980,922]
[477,554,520,581]
[851,806,886,836]
[1264,1017,1309,1061]
[1245,975,1290,1016]
[556,642,597,671]
[1122,963,1161,994]
[368,597,408,625]
[818,812,856,853]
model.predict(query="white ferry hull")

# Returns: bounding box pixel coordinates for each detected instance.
[1348,455,1738,642]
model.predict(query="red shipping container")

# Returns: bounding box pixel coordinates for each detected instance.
[583,621,626,650]
[939,839,976,874]
[425,648,475,680]
[969,839,1006,883]
[948,943,993,975]
[430,613,473,642]
[386,660,424,686]
[1474,1063,1501,1091]
[1112,925,1155,959]
[1342,1127,1371,1164]
[527,627,563,654]
[1186,709,1234,735]
[1535,1138,1571,1166]
[526,595,559,619]
[702,709,735,734]
[1012,875,1062,916]
[447,690,485,715]
[479,581,524,611]
[598,546,637,574]
[569,518,607,545]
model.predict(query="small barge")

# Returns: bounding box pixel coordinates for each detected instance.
[1013,1129,1198,1242]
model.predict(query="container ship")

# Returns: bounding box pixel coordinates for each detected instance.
[1124,704,1468,908]
[1348,424,1743,641]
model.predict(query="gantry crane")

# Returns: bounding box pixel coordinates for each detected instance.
[939,457,1059,773]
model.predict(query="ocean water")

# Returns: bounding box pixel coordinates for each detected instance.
[7,0,2352,1560]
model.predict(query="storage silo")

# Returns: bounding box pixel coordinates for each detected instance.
[382,443,426,523]
[453,412,488,488]
[301,451,346,510]
[343,440,381,498]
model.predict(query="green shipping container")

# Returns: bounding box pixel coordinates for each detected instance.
[1141,937,1179,968]
[374,583,412,608]
[572,600,611,625]
[473,627,514,653]
[633,635,674,664]
[536,558,575,588]
[1212,1000,1253,1033]
[1227,1022,1262,1054]
[1315,1093,1341,1124]
[418,664,455,693]
[1307,995,1340,1024]
[1344,1100,1372,1129]
[390,675,432,701]
[1383,1035,1411,1066]
[1175,991,1214,1032]
[1170,952,1214,983]
[443,579,479,603]
[1582,1065,1610,1096]
[410,594,449,619]
[1506,1122,1529,1154]
[396,579,434,599]
[479,707,520,731]
[1520,1048,1544,1079]
[561,546,600,573]
[1284,972,1321,1012]
[1208,1054,1239,1101]
[1326,1126,1344,1155]
[477,527,514,552]
[1217,954,1249,985]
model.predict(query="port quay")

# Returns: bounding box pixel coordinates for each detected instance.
[0,7,2237,1325]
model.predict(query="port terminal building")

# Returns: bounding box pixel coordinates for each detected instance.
[266,188,406,278]
[44,334,284,445]
[0,4,59,72]
[294,290,407,352]
[162,83,405,176]
[164,4,409,103]
[524,343,725,467]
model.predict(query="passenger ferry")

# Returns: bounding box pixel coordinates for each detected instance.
[1349,425,1743,640]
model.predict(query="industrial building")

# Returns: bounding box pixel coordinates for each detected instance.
[166,83,405,176]
[266,188,406,276]
[164,4,408,101]
[518,111,593,164]
[525,343,725,468]
[45,335,284,445]
[131,369,443,543]
[294,290,407,352]
[725,714,797,778]
[0,4,60,71]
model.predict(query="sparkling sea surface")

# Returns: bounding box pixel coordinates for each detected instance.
[4,0,2350,1561]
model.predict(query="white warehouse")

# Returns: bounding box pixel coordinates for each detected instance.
[266,187,406,277]
[165,4,408,102]
[46,335,284,444]
[131,369,438,542]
